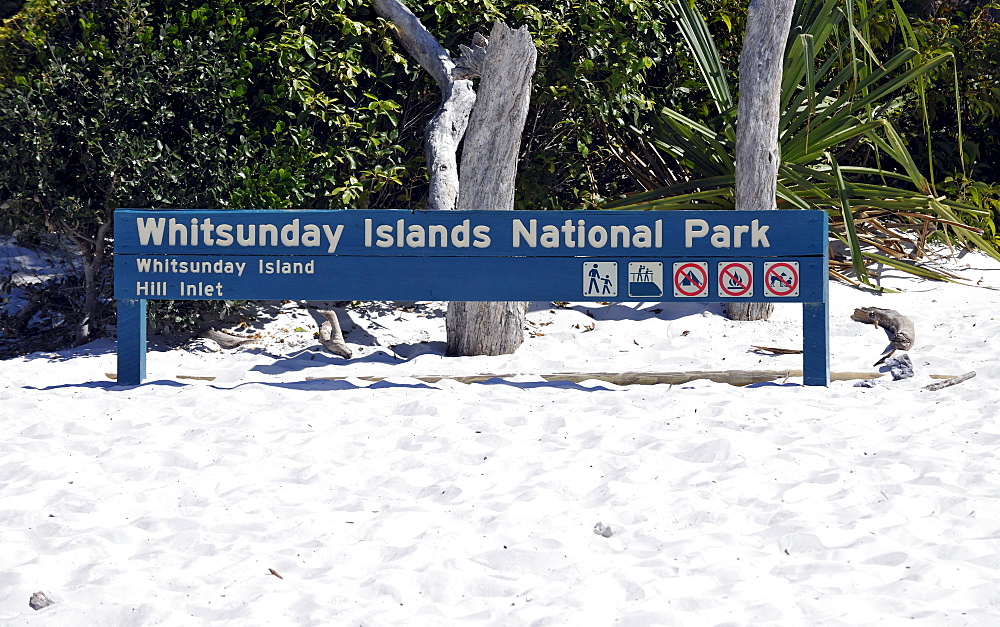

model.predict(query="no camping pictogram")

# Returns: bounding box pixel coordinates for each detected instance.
[717,261,753,298]
[764,261,799,297]
[673,262,709,297]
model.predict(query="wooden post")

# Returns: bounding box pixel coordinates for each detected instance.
[802,302,830,385]
[729,0,796,322]
[116,298,147,385]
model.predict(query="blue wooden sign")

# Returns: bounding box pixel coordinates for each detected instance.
[114,209,829,385]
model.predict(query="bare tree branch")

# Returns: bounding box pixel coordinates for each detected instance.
[372,0,476,211]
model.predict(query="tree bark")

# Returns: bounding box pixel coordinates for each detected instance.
[456,23,535,214]
[447,22,536,356]
[729,0,796,322]
[70,220,111,345]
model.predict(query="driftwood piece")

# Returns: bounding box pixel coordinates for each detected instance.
[750,345,803,355]
[924,371,976,391]
[453,33,489,80]
[374,3,535,357]
[204,329,257,349]
[851,307,916,350]
[306,369,883,387]
[317,309,352,359]
[456,22,536,213]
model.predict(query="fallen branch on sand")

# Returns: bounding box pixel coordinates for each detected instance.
[851,307,916,351]
[750,345,803,355]
[204,329,258,348]
[924,371,976,391]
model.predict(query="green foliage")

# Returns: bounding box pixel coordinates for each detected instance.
[147,299,247,334]
[500,0,682,208]
[0,0,682,348]
[608,0,999,286]
[0,0,262,233]
[1,0,682,217]
[896,5,1000,189]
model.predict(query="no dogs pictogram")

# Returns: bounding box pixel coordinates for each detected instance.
[673,262,709,297]
[764,261,799,297]
[717,262,753,297]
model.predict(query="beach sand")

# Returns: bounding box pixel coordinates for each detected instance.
[2,251,999,624]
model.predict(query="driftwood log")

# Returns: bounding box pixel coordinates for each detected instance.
[306,369,883,387]
[203,304,353,358]
[316,309,352,358]
[446,22,536,356]
[371,0,475,211]
[727,0,796,323]
[924,371,976,391]
[204,329,257,349]
[851,307,916,350]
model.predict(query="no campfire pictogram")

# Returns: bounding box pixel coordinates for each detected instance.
[673,262,709,297]
[717,262,753,297]
[764,261,800,297]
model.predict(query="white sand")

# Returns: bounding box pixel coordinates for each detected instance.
[2,251,1000,625]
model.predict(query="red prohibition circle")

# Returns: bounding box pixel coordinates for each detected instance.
[673,263,708,296]
[765,262,799,296]
[719,262,753,297]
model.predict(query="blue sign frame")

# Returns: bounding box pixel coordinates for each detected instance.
[114,209,830,385]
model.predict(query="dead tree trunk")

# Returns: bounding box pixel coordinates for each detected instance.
[728,0,796,322]
[373,1,536,356]
[447,22,536,356]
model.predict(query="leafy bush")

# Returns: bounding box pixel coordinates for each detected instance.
[0,0,684,352]
[0,0,268,344]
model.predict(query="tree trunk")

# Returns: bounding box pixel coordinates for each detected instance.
[728,0,796,322]
[372,2,536,357]
[71,220,111,345]
[447,22,536,356]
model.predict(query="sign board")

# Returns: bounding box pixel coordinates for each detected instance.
[115,209,829,385]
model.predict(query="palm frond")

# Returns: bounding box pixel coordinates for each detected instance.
[607,0,998,283]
